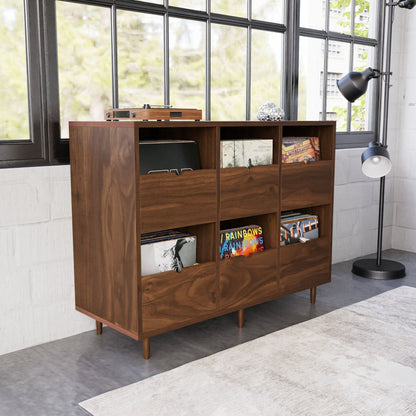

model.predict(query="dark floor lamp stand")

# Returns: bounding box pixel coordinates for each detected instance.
[351,176,405,279]
[342,2,408,279]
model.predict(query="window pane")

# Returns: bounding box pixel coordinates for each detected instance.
[211,0,246,18]
[135,0,162,3]
[351,44,375,132]
[117,11,164,108]
[0,2,29,141]
[355,0,378,38]
[211,24,246,120]
[252,0,284,23]
[300,0,326,30]
[169,0,205,10]
[327,41,350,131]
[169,18,205,113]
[56,3,112,138]
[329,0,351,35]
[298,37,325,120]
[251,30,283,119]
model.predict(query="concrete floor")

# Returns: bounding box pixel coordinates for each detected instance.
[1,249,415,416]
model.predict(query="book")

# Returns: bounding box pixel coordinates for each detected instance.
[282,137,320,163]
[141,231,197,276]
[219,225,264,259]
[139,140,200,174]
[280,212,319,246]
[220,139,273,168]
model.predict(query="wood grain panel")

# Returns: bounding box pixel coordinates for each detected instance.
[69,124,139,335]
[219,249,279,310]
[220,165,279,220]
[279,238,331,295]
[141,262,217,334]
[281,161,333,210]
[140,169,217,233]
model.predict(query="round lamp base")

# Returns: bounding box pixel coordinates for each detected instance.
[352,258,406,280]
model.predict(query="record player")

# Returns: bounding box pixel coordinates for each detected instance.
[105,104,202,121]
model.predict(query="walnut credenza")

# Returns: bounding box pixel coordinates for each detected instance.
[69,120,336,359]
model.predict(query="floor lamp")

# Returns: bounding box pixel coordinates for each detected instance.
[336,0,415,279]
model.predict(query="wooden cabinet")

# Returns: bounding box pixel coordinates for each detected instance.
[69,120,336,358]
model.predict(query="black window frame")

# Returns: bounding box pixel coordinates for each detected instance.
[0,0,383,168]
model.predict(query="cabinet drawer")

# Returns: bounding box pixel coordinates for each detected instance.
[281,161,333,210]
[219,249,278,310]
[142,262,217,335]
[220,165,279,220]
[140,170,217,233]
[279,238,330,295]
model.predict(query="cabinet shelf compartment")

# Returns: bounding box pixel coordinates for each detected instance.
[138,126,217,169]
[219,249,279,310]
[139,169,217,233]
[220,125,280,165]
[282,123,335,161]
[281,161,333,211]
[220,164,279,221]
[141,261,217,336]
[220,213,279,251]
[279,237,331,296]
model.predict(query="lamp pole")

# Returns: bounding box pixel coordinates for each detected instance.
[351,1,405,279]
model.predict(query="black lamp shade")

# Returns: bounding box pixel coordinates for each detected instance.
[337,67,378,102]
[399,0,416,9]
[361,141,392,178]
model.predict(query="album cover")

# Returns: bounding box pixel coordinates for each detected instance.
[220,139,273,168]
[219,224,264,259]
[282,137,320,163]
[141,233,197,276]
[280,213,319,246]
[139,140,200,174]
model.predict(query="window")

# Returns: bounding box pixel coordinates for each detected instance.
[299,0,380,146]
[0,0,383,168]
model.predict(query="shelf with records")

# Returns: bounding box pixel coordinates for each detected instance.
[279,205,332,295]
[218,215,279,310]
[138,127,217,232]
[219,125,280,166]
[140,222,216,278]
[140,222,217,334]
[282,123,335,162]
[219,126,280,221]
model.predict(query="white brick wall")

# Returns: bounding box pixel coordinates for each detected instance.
[391,9,416,253]
[0,166,94,356]
[331,149,394,264]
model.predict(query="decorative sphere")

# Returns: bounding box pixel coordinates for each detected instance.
[256,102,285,121]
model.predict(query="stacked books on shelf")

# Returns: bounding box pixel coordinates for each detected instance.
[280,212,319,246]
[141,230,197,276]
[139,140,200,174]
[220,139,273,168]
[219,225,264,259]
[282,137,320,163]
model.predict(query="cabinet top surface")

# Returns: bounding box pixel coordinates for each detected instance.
[69,120,336,129]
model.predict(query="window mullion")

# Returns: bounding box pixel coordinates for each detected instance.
[111,5,119,108]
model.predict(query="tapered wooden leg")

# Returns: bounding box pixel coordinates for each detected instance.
[238,309,244,328]
[143,337,150,360]
[96,321,103,335]
[310,286,316,304]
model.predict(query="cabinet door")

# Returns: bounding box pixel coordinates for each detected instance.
[279,238,331,295]
[140,170,217,233]
[219,249,279,310]
[281,161,333,211]
[141,262,217,336]
[220,165,279,220]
